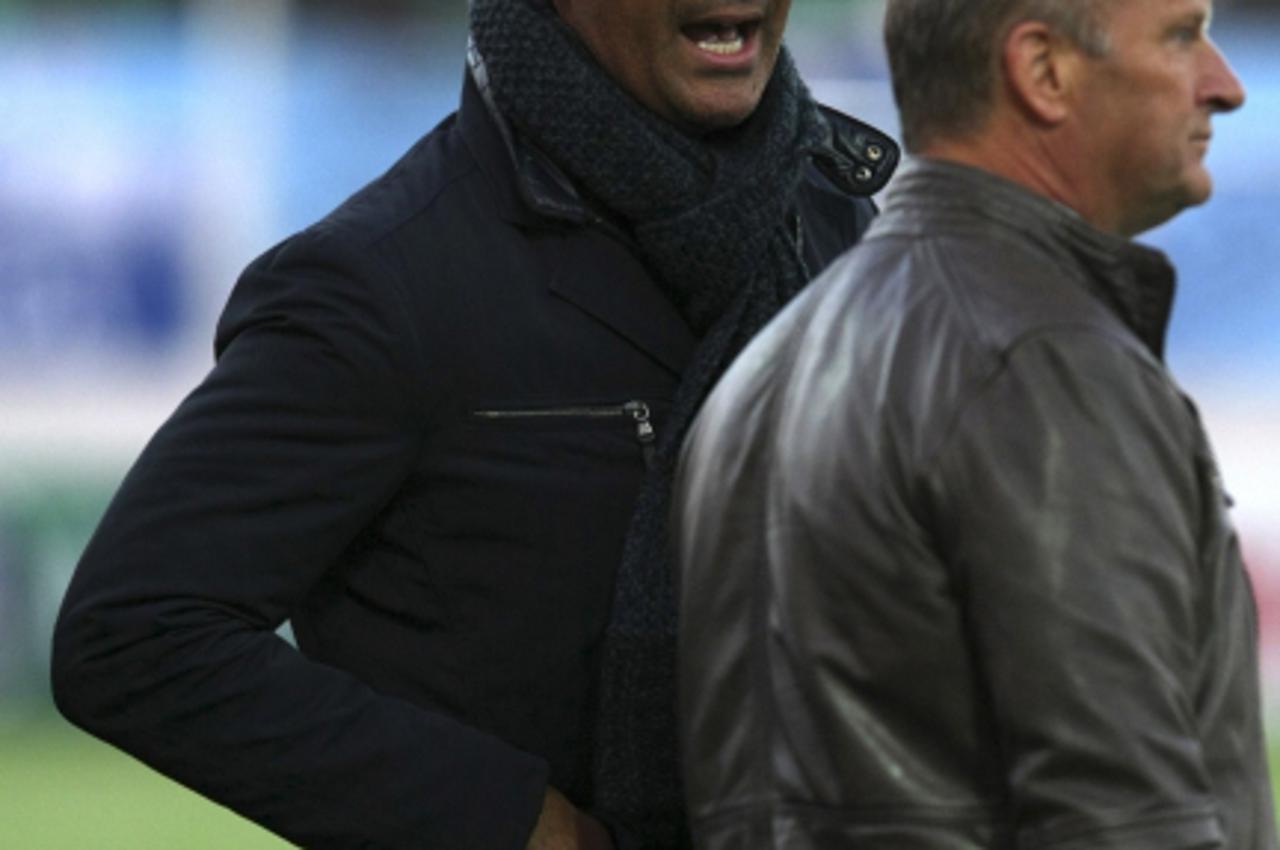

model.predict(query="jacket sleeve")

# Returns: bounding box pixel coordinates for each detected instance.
[50,225,549,850]
[927,329,1225,850]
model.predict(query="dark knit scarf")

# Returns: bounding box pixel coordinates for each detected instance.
[471,2,827,846]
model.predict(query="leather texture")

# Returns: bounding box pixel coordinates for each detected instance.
[675,158,1278,850]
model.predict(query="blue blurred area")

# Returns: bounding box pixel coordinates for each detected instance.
[0,13,189,363]
[0,7,466,376]
[1148,17,1280,382]
[275,22,463,227]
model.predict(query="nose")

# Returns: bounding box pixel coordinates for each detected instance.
[1201,37,1246,113]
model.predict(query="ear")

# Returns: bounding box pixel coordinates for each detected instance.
[1001,20,1084,126]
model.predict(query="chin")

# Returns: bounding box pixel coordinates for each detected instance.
[1188,172,1215,206]
[1171,174,1215,219]
[677,95,763,133]
[1126,181,1214,236]
[668,77,771,131]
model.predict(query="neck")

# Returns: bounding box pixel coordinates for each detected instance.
[919,118,1122,235]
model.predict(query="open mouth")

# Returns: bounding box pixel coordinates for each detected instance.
[682,18,762,57]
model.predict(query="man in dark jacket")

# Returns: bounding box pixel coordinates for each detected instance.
[676,0,1276,848]
[50,1,894,848]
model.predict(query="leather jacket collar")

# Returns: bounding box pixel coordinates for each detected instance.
[879,157,1177,360]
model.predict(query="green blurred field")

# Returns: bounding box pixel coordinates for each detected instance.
[3,710,1278,847]
[1,713,291,849]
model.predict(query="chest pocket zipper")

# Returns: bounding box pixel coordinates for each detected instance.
[472,400,656,469]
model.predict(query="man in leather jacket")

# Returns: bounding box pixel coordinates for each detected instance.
[50,1,895,849]
[675,0,1276,848]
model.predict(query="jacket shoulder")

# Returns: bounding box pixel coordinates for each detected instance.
[307,111,484,254]
[216,115,486,362]
[796,105,898,270]
[810,103,899,197]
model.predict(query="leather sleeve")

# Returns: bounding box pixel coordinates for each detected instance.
[928,329,1224,850]
[50,225,548,850]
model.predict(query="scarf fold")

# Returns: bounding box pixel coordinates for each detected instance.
[470,2,828,846]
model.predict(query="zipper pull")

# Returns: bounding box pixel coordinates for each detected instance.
[625,401,656,469]
[789,210,810,280]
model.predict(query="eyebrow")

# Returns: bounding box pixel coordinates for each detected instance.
[1168,6,1210,34]
[1174,0,1214,24]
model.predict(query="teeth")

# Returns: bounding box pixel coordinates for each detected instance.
[698,35,745,54]
[696,27,745,55]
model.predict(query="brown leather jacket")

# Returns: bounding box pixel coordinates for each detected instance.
[674,158,1278,850]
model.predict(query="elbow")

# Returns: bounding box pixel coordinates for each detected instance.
[52,587,256,740]
[49,595,154,737]
[49,603,110,733]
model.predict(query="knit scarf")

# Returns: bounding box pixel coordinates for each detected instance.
[470,2,828,846]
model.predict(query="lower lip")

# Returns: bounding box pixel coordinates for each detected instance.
[682,25,762,71]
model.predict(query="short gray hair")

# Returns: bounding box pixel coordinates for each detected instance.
[884,0,1110,151]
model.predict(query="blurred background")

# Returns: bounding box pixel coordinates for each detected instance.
[1,0,1277,846]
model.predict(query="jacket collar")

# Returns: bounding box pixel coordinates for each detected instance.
[459,44,694,374]
[461,44,898,227]
[461,41,587,229]
[879,157,1176,360]
[456,48,896,375]
[812,104,899,197]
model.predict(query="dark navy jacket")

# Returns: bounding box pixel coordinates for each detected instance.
[51,64,893,850]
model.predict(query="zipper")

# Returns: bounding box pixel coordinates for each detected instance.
[789,210,811,281]
[473,400,657,469]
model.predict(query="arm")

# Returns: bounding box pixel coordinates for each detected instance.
[929,331,1224,850]
[51,226,549,849]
